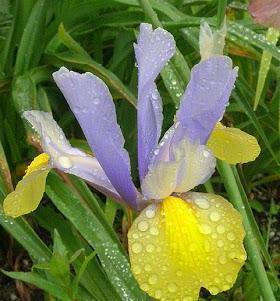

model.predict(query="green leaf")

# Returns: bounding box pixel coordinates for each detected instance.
[15,0,47,74]
[253,28,279,110]
[46,172,148,301]
[1,270,72,301]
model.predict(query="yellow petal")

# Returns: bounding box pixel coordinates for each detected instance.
[128,193,246,301]
[207,123,261,164]
[3,154,50,218]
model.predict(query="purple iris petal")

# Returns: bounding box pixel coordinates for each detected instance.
[23,110,122,202]
[53,67,138,209]
[135,23,175,180]
[176,56,238,144]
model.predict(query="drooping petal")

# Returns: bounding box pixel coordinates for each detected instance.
[52,68,138,208]
[176,56,238,144]
[3,154,51,217]
[23,110,122,202]
[128,194,246,301]
[135,23,176,180]
[207,123,261,164]
[141,138,215,200]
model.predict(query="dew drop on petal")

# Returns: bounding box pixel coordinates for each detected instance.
[200,224,212,234]
[138,220,149,232]
[146,244,155,253]
[219,256,227,264]
[145,208,156,218]
[148,274,158,285]
[217,225,225,234]
[155,290,162,299]
[194,198,210,209]
[132,242,142,254]
[210,211,221,222]
[167,283,177,293]
[227,232,236,241]
[150,226,159,235]
[58,156,73,169]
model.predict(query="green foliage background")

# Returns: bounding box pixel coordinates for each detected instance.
[0,0,279,300]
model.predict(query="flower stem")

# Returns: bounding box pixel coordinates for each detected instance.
[217,160,276,301]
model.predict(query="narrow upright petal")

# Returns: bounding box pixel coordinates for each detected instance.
[128,194,246,301]
[207,123,261,164]
[176,56,238,144]
[199,21,227,61]
[53,68,138,208]
[23,110,122,202]
[135,23,175,180]
[141,138,215,200]
[4,154,51,217]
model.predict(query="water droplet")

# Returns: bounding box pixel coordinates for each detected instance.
[217,240,224,248]
[146,244,155,253]
[203,150,210,157]
[151,92,158,100]
[194,198,210,209]
[150,226,159,235]
[144,264,152,272]
[148,274,158,285]
[217,225,225,234]
[219,256,227,264]
[145,208,155,218]
[58,156,73,169]
[200,224,212,234]
[155,290,162,299]
[132,243,142,254]
[210,211,221,222]
[167,283,177,293]
[138,221,148,232]
[133,265,141,275]
[132,233,139,239]
[227,232,236,241]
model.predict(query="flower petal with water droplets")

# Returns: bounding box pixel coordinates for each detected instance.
[23,110,121,202]
[176,56,238,144]
[207,123,261,164]
[53,68,138,208]
[128,194,246,301]
[141,138,216,200]
[135,23,175,180]
[4,154,50,217]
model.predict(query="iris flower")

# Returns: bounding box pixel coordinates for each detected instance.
[4,23,260,300]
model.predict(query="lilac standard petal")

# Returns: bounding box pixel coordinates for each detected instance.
[141,138,216,200]
[135,23,175,180]
[53,68,139,208]
[176,56,238,144]
[23,110,121,201]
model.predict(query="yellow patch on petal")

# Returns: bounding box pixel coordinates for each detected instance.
[128,193,246,301]
[207,123,261,164]
[3,154,50,218]
[25,153,50,175]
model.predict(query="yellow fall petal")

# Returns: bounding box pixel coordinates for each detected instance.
[3,153,50,218]
[207,123,261,164]
[128,193,246,301]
